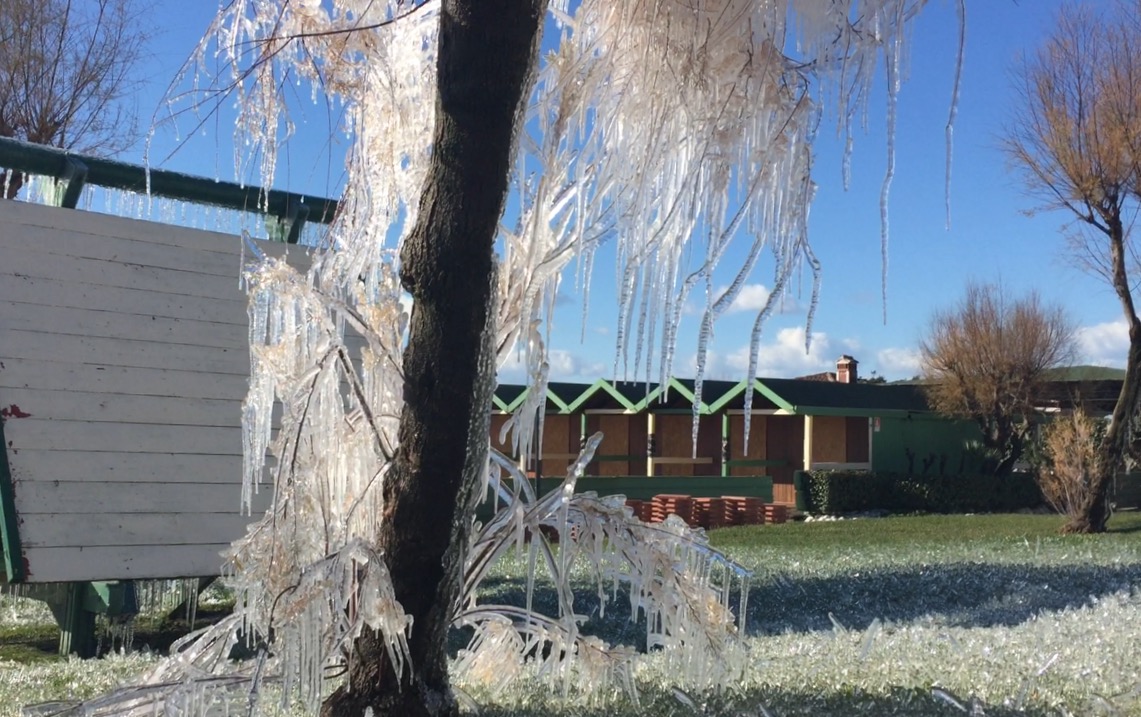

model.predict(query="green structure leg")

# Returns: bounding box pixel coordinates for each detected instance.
[35,580,138,657]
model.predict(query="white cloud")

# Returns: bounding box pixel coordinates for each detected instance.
[684,283,801,317]
[497,348,608,384]
[692,326,840,380]
[1077,320,1129,367]
[874,347,922,379]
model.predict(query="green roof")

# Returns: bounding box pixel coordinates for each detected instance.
[1041,365,1127,382]
[756,378,930,415]
[495,377,933,416]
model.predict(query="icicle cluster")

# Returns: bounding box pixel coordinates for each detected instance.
[61,1,959,714]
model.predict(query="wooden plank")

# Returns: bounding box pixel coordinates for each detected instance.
[0,245,245,301]
[0,362,248,400]
[0,303,249,349]
[0,389,244,426]
[19,511,261,549]
[13,481,271,515]
[6,450,245,484]
[21,544,238,582]
[0,199,308,261]
[0,274,248,325]
[4,224,246,278]
[3,419,241,454]
[0,330,250,376]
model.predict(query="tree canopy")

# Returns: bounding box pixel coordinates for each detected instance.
[920,282,1076,476]
[0,0,149,197]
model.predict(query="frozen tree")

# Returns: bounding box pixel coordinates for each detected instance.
[67,1,960,716]
[1004,2,1141,533]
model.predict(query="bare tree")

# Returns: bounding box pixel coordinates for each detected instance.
[0,0,148,198]
[1004,2,1141,533]
[921,282,1077,477]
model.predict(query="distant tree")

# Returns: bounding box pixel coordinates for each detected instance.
[920,283,1076,477]
[0,0,148,198]
[1004,2,1141,533]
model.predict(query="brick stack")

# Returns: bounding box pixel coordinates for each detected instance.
[689,497,713,529]
[650,494,692,524]
[625,499,644,521]
[706,497,737,529]
[720,496,766,525]
[763,503,789,524]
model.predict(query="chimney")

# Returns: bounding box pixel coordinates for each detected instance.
[836,355,858,384]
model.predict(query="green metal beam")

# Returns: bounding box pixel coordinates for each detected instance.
[563,378,638,413]
[0,137,338,240]
[0,416,24,582]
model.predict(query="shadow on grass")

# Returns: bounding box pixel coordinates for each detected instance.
[466,560,1141,644]
[747,561,1141,635]
[472,683,1077,717]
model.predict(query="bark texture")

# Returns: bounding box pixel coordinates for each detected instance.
[320,2,546,715]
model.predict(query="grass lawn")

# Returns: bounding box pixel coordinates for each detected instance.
[2,512,1139,716]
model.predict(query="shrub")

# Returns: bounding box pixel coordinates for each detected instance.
[799,469,1043,515]
[1037,408,1103,520]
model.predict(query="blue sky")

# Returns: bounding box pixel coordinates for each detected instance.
[128,0,1129,383]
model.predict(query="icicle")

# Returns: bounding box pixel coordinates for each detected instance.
[946,0,966,231]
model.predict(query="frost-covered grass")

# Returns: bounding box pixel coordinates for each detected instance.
[2,513,1139,716]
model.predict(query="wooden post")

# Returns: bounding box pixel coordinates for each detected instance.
[646,412,656,477]
[803,414,814,471]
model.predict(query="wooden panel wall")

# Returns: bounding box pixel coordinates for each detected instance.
[0,201,300,582]
[653,414,718,477]
[811,416,848,464]
[727,414,767,477]
[846,417,870,463]
[765,416,804,505]
[590,414,633,476]
[539,415,579,477]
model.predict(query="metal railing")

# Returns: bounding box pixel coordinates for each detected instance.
[0,136,339,243]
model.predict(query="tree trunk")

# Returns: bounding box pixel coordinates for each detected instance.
[1064,216,1141,534]
[320,2,546,716]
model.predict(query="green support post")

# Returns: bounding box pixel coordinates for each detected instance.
[56,583,98,658]
[721,414,730,477]
[0,416,24,583]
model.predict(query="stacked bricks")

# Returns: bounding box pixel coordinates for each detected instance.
[625,493,789,528]
[650,494,692,524]
[764,503,789,524]
[626,499,654,523]
[690,498,713,529]
[705,498,735,529]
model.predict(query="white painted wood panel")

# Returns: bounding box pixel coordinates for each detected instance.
[20,512,259,548]
[0,245,248,301]
[21,545,238,582]
[0,389,243,426]
[6,420,241,454]
[1,198,312,260]
[0,303,249,349]
[0,201,310,581]
[4,225,246,278]
[0,274,247,325]
[0,362,248,399]
[8,450,250,484]
[1,330,250,376]
[14,482,271,515]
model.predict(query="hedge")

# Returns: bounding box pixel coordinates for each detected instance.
[796,469,1044,515]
